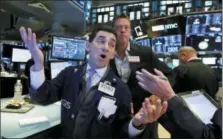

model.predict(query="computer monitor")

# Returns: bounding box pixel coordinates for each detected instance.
[135,37,150,47]
[202,57,217,65]
[52,36,86,60]
[50,61,77,79]
[172,59,179,67]
[158,58,164,61]
[185,33,222,53]
[152,35,182,54]
[186,13,222,35]
[12,48,32,63]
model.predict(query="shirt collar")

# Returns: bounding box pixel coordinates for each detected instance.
[115,41,130,57]
[86,64,107,77]
[187,57,199,62]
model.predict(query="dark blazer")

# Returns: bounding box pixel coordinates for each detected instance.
[110,43,173,138]
[159,96,222,138]
[29,64,132,138]
[173,59,220,99]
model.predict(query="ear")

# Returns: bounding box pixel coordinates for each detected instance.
[86,41,91,52]
[110,49,116,60]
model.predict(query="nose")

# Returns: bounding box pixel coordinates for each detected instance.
[101,43,109,52]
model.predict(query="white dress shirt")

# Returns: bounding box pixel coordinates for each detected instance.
[30,63,144,137]
[114,42,131,83]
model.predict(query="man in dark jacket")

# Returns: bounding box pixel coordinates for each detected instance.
[173,47,220,99]
[110,13,173,138]
[19,25,167,138]
[136,68,222,139]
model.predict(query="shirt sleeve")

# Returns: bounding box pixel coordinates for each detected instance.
[128,119,145,137]
[30,66,45,89]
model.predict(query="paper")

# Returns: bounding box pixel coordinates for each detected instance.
[97,96,117,118]
[18,116,49,126]
[182,92,217,124]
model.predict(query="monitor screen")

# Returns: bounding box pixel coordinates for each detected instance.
[152,35,182,54]
[50,61,77,79]
[202,57,217,65]
[135,37,150,47]
[12,48,32,62]
[185,33,222,53]
[186,13,222,35]
[2,44,14,58]
[172,59,179,67]
[52,36,86,60]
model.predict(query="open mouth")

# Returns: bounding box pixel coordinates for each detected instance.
[100,54,106,59]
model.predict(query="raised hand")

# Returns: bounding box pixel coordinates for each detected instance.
[136,68,175,101]
[133,97,168,126]
[19,27,44,71]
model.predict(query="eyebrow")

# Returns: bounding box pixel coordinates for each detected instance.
[97,35,116,43]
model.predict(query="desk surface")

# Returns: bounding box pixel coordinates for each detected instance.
[1,98,61,138]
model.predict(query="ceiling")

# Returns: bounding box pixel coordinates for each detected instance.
[0,0,86,41]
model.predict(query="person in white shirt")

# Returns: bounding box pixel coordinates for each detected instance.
[19,25,168,138]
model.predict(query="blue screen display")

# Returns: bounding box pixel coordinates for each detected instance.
[152,35,182,54]
[186,13,222,35]
[52,36,86,60]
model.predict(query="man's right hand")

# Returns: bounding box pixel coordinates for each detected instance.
[19,27,44,71]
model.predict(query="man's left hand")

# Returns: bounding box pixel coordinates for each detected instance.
[132,97,168,127]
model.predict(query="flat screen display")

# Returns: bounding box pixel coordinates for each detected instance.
[52,36,86,60]
[185,33,222,53]
[152,35,182,54]
[186,13,222,35]
[12,48,32,62]
[135,38,150,47]
[202,57,217,65]
[50,61,77,79]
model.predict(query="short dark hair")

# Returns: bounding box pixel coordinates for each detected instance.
[112,13,131,27]
[88,25,117,42]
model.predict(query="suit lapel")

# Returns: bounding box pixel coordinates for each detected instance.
[128,44,143,73]
[110,59,121,78]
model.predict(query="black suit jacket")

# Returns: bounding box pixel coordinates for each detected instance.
[110,43,173,138]
[173,59,220,99]
[29,64,132,138]
[159,96,222,138]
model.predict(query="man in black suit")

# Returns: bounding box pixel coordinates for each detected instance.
[136,68,222,138]
[19,25,167,138]
[110,13,173,138]
[173,47,220,99]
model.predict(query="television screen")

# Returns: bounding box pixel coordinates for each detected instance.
[202,57,217,65]
[172,59,179,67]
[186,13,222,35]
[12,48,32,63]
[152,35,182,54]
[50,61,77,79]
[135,37,150,47]
[2,44,15,58]
[52,36,86,60]
[185,33,222,53]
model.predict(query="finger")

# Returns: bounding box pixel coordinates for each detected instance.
[154,99,162,119]
[161,101,168,115]
[27,28,32,44]
[154,68,165,77]
[144,101,153,123]
[138,82,150,92]
[141,69,157,81]
[136,75,145,82]
[32,33,37,48]
[19,27,27,43]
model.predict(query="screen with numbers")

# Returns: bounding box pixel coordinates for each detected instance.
[152,35,182,54]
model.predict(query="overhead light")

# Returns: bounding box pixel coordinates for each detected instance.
[28,3,51,13]
[0,9,7,12]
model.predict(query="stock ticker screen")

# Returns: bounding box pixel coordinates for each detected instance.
[152,35,182,54]
[52,36,86,60]
[185,13,222,53]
